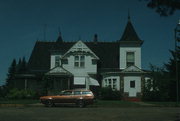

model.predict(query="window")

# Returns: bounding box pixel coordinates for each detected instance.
[74,91,81,95]
[74,55,85,67]
[126,52,135,67]
[104,78,117,90]
[92,59,97,65]
[112,79,117,89]
[61,91,72,95]
[82,91,92,95]
[108,79,112,88]
[62,59,68,64]
[104,79,108,87]
[55,56,60,67]
[130,80,135,88]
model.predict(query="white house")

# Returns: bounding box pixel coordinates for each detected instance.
[15,16,151,100]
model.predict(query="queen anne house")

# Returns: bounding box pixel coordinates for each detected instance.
[14,16,151,100]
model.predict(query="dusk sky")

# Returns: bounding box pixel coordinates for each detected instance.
[0,0,179,86]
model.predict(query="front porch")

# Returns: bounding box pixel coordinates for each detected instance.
[44,66,73,95]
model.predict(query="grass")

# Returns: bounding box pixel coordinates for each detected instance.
[0,99,39,104]
[145,101,180,107]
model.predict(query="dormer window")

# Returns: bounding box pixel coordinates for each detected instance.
[55,56,60,67]
[126,52,135,67]
[74,55,85,68]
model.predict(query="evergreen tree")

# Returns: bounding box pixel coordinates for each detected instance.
[165,46,180,101]
[143,64,169,101]
[17,58,22,73]
[6,59,17,89]
[17,57,27,74]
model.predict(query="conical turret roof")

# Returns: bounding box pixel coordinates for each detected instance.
[120,16,143,46]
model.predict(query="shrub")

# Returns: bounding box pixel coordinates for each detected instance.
[6,88,37,99]
[0,86,8,100]
[99,87,121,100]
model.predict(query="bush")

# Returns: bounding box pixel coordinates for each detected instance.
[142,89,169,102]
[0,86,8,100]
[99,87,121,100]
[6,88,37,99]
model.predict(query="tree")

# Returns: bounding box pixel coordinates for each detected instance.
[143,45,180,101]
[142,64,170,101]
[142,0,180,16]
[6,59,17,90]
[17,57,28,74]
[165,46,180,101]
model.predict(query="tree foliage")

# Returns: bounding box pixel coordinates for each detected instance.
[5,57,28,90]
[143,45,180,101]
[6,59,17,89]
[142,0,180,16]
[143,64,170,101]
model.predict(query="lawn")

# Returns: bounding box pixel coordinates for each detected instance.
[0,99,39,104]
[145,101,180,107]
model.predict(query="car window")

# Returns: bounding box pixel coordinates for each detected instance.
[74,91,81,95]
[82,91,92,95]
[61,91,72,95]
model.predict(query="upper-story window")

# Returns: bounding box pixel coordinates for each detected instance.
[55,56,60,67]
[126,52,135,67]
[74,55,85,68]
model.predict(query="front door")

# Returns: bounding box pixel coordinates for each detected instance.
[129,80,137,97]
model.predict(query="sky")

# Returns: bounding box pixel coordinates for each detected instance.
[0,0,179,86]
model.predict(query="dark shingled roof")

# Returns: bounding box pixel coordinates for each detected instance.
[120,20,142,43]
[28,41,119,72]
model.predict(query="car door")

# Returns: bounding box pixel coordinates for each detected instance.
[55,91,73,103]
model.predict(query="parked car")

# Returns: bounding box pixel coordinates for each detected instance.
[40,89,95,107]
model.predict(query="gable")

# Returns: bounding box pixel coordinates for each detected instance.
[45,66,72,76]
[62,40,99,59]
[122,65,144,73]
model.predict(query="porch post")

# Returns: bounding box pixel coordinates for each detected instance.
[68,78,70,89]
[25,79,27,90]
[86,77,89,89]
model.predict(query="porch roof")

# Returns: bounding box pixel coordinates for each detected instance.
[45,66,73,77]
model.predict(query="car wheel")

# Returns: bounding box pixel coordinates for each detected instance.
[46,100,54,107]
[77,100,85,108]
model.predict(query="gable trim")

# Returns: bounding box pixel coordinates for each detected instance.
[61,40,99,59]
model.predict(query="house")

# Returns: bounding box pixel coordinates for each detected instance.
[14,16,151,100]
